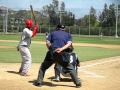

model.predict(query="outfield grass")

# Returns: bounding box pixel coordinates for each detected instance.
[0,41,120,63]
[73,35,120,45]
[0,34,120,45]
[74,47,120,62]
[0,34,120,63]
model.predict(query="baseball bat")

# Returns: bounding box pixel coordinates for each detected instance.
[30,5,36,24]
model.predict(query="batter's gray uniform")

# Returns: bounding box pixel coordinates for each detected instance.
[18,28,32,74]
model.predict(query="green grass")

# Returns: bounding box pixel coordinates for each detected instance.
[73,35,120,45]
[0,34,120,63]
[0,41,47,63]
[0,41,120,63]
[0,34,20,40]
[74,46,120,62]
[0,34,120,45]
[0,33,46,41]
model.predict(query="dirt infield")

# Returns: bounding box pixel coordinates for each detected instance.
[0,40,120,90]
[0,56,120,90]
[0,46,15,49]
[0,40,120,49]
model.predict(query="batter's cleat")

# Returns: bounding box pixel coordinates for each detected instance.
[34,82,42,87]
[76,82,82,88]
[20,72,30,76]
[18,69,22,73]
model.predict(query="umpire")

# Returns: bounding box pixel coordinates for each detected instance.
[35,25,81,88]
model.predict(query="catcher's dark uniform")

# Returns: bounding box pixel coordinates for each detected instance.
[35,25,81,88]
[54,52,80,79]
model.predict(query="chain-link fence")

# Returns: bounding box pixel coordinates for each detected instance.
[0,2,120,37]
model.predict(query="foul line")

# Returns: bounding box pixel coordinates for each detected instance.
[77,57,120,78]
[79,58,120,69]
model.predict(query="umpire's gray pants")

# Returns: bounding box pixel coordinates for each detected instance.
[19,46,32,74]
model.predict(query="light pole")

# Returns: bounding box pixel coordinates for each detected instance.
[58,0,63,24]
[115,2,119,38]
[5,8,8,34]
[89,11,91,36]
[1,6,8,33]
[47,14,50,33]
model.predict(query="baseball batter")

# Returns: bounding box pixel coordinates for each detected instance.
[17,19,38,76]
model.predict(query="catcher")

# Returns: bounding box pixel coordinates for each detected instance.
[53,50,80,81]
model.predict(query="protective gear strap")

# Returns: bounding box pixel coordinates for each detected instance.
[32,24,38,37]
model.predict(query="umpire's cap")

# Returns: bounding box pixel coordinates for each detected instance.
[56,24,65,30]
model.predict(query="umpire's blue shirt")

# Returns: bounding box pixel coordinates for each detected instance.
[47,29,72,49]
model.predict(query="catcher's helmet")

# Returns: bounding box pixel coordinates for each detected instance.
[25,19,33,28]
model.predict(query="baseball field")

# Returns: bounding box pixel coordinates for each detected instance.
[0,34,120,90]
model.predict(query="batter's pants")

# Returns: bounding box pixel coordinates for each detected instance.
[19,46,32,74]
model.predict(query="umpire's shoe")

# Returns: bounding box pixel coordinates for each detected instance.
[76,82,82,88]
[34,81,42,87]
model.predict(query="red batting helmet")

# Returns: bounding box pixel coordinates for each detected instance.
[25,19,33,28]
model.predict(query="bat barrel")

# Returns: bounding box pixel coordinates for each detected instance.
[30,5,36,24]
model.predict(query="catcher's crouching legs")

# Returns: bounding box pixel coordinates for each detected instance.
[53,63,62,82]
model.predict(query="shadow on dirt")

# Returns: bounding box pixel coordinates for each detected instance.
[29,80,56,87]
[29,80,75,88]
[7,71,19,75]
[48,76,72,82]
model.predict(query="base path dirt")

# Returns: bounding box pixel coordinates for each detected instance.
[0,56,120,90]
[0,40,120,49]
[0,46,15,49]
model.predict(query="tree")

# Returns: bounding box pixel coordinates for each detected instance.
[41,0,75,26]
[108,4,116,27]
[42,0,59,25]
[90,7,97,27]
[61,1,65,11]
[99,3,116,28]
[63,11,75,26]
[99,3,109,27]
[77,15,89,27]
